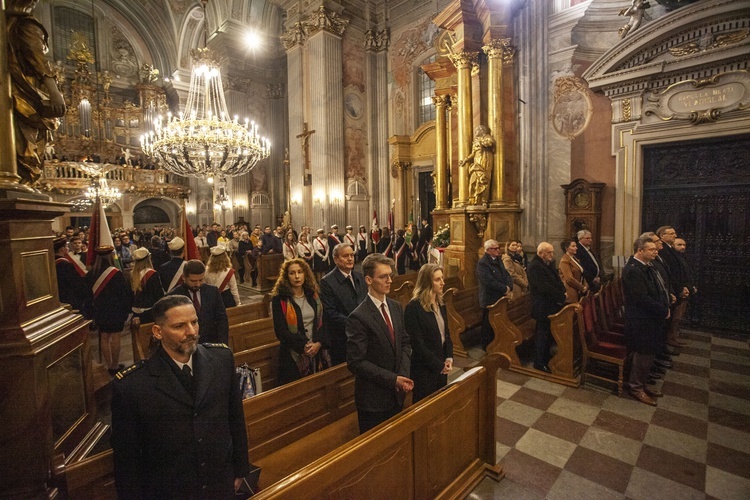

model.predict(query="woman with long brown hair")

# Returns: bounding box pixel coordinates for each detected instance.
[270,258,329,385]
[502,239,528,300]
[404,263,453,402]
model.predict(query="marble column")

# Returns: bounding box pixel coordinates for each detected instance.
[484,39,515,206]
[365,29,390,230]
[265,84,287,221]
[449,51,477,207]
[282,24,307,228]
[433,94,449,210]
[307,27,346,230]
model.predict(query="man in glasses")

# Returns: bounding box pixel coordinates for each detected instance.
[477,239,514,349]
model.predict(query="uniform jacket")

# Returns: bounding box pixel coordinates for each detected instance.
[56,258,92,316]
[159,257,185,293]
[319,268,368,365]
[476,253,514,308]
[132,270,165,324]
[168,284,229,345]
[346,297,412,412]
[622,256,670,354]
[527,256,566,322]
[404,299,453,403]
[87,269,132,332]
[112,344,249,499]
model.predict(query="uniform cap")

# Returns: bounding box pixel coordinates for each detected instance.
[167,237,185,250]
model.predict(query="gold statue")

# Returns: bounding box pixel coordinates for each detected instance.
[460,125,495,206]
[6,0,66,187]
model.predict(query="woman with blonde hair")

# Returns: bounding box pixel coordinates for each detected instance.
[502,239,528,300]
[270,258,329,385]
[130,247,164,324]
[404,263,453,402]
[205,246,241,308]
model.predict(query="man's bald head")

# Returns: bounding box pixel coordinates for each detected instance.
[537,242,555,263]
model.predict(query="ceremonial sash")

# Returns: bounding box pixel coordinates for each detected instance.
[345,234,355,247]
[384,241,393,258]
[395,240,406,259]
[298,242,311,256]
[218,268,235,293]
[132,269,156,313]
[284,242,296,259]
[57,255,86,277]
[92,267,119,299]
[168,261,187,292]
[314,238,327,257]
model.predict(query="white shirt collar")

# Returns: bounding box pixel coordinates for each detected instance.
[173,355,194,372]
[368,293,387,311]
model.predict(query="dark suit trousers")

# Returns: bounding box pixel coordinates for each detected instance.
[534,319,553,368]
[481,309,494,348]
[358,405,401,434]
[628,352,656,393]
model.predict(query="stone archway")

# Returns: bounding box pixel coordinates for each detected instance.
[131,198,181,228]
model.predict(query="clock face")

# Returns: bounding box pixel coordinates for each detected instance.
[573,192,590,208]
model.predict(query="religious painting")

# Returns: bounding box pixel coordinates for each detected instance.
[343,32,365,93]
[251,164,268,193]
[344,126,366,180]
[344,91,364,121]
[389,16,439,91]
[550,76,592,140]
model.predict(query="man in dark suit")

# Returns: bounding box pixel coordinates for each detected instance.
[260,226,281,254]
[320,243,368,365]
[656,226,690,347]
[168,259,229,345]
[206,222,220,248]
[158,236,187,293]
[111,295,249,499]
[346,253,413,434]
[476,239,514,349]
[575,230,602,293]
[527,242,567,373]
[149,235,170,270]
[623,237,671,406]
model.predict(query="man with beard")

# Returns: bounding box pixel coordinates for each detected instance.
[167,260,229,344]
[111,295,249,499]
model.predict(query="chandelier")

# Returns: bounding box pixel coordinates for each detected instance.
[85,176,122,208]
[140,0,270,179]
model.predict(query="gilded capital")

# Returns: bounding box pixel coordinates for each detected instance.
[448,51,478,70]
[302,5,349,37]
[280,22,306,50]
[483,38,516,64]
[432,94,449,107]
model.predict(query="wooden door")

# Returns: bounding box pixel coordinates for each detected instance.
[642,135,750,334]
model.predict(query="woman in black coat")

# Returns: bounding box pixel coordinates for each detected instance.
[404,263,454,403]
[87,245,133,375]
[270,258,329,386]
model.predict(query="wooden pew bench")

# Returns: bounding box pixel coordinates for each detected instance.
[443,285,482,358]
[244,364,358,489]
[487,295,581,387]
[252,354,506,499]
[228,317,276,353]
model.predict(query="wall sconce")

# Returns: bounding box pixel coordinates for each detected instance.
[313,192,324,205]
[291,192,301,206]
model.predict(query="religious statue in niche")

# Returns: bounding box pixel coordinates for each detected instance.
[6,0,66,187]
[460,125,495,206]
[551,76,592,140]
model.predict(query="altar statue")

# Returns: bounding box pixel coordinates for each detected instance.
[460,125,495,206]
[6,0,66,187]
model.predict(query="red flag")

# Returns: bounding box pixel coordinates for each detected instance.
[181,211,200,261]
[371,210,380,244]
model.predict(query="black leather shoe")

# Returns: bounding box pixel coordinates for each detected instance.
[534,364,552,374]
[666,347,680,356]
[652,366,667,375]
[656,353,672,362]
[647,378,658,385]
[649,371,663,380]
[654,359,673,369]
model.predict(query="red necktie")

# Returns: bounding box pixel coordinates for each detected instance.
[192,291,201,315]
[380,303,395,345]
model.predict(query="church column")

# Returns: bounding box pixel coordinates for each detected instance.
[433,94,449,210]
[484,39,515,206]
[365,29,390,229]
[282,24,307,227]
[265,84,287,222]
[305,7,348,230]
[449,51,477,207]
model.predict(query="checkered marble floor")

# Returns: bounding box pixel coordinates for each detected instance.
[468,329,750,500]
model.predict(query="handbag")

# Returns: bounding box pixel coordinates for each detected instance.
[236,364,262,399]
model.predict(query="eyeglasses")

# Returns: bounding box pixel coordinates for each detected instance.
[487,247,500,251]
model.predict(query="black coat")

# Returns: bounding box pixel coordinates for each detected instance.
[319,269,368,365]
[527,256,566,323]
[404,300,453,403]
[346,297,411,412]
[87,268,132,332]
[132,270,165,324]
[476,253,514,308]
[622,257,670,354]
[150,248,170,270]
[168,284,229,345]
[576,245,602,293]
[56,258,92,317]
[660,245,687,303]
[111,344,249,499]
[271,290,325,385]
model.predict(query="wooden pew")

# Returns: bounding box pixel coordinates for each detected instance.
[443,285,481,358]
[389,281,414,308]
[234,342,280,391]
[390,271,417,290]
[487,295,581,387]
[228,317,276,353]
[255,253,284,291]
[252,354,506,499]
[132,297,270,362]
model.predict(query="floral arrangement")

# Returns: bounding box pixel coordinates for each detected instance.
[431,223,450,248]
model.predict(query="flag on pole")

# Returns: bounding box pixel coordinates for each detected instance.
[371,210,380,245]
[86,198,121,269]
[181,209,200,261]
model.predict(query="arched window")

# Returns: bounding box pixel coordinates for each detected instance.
[416,54,437,126]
